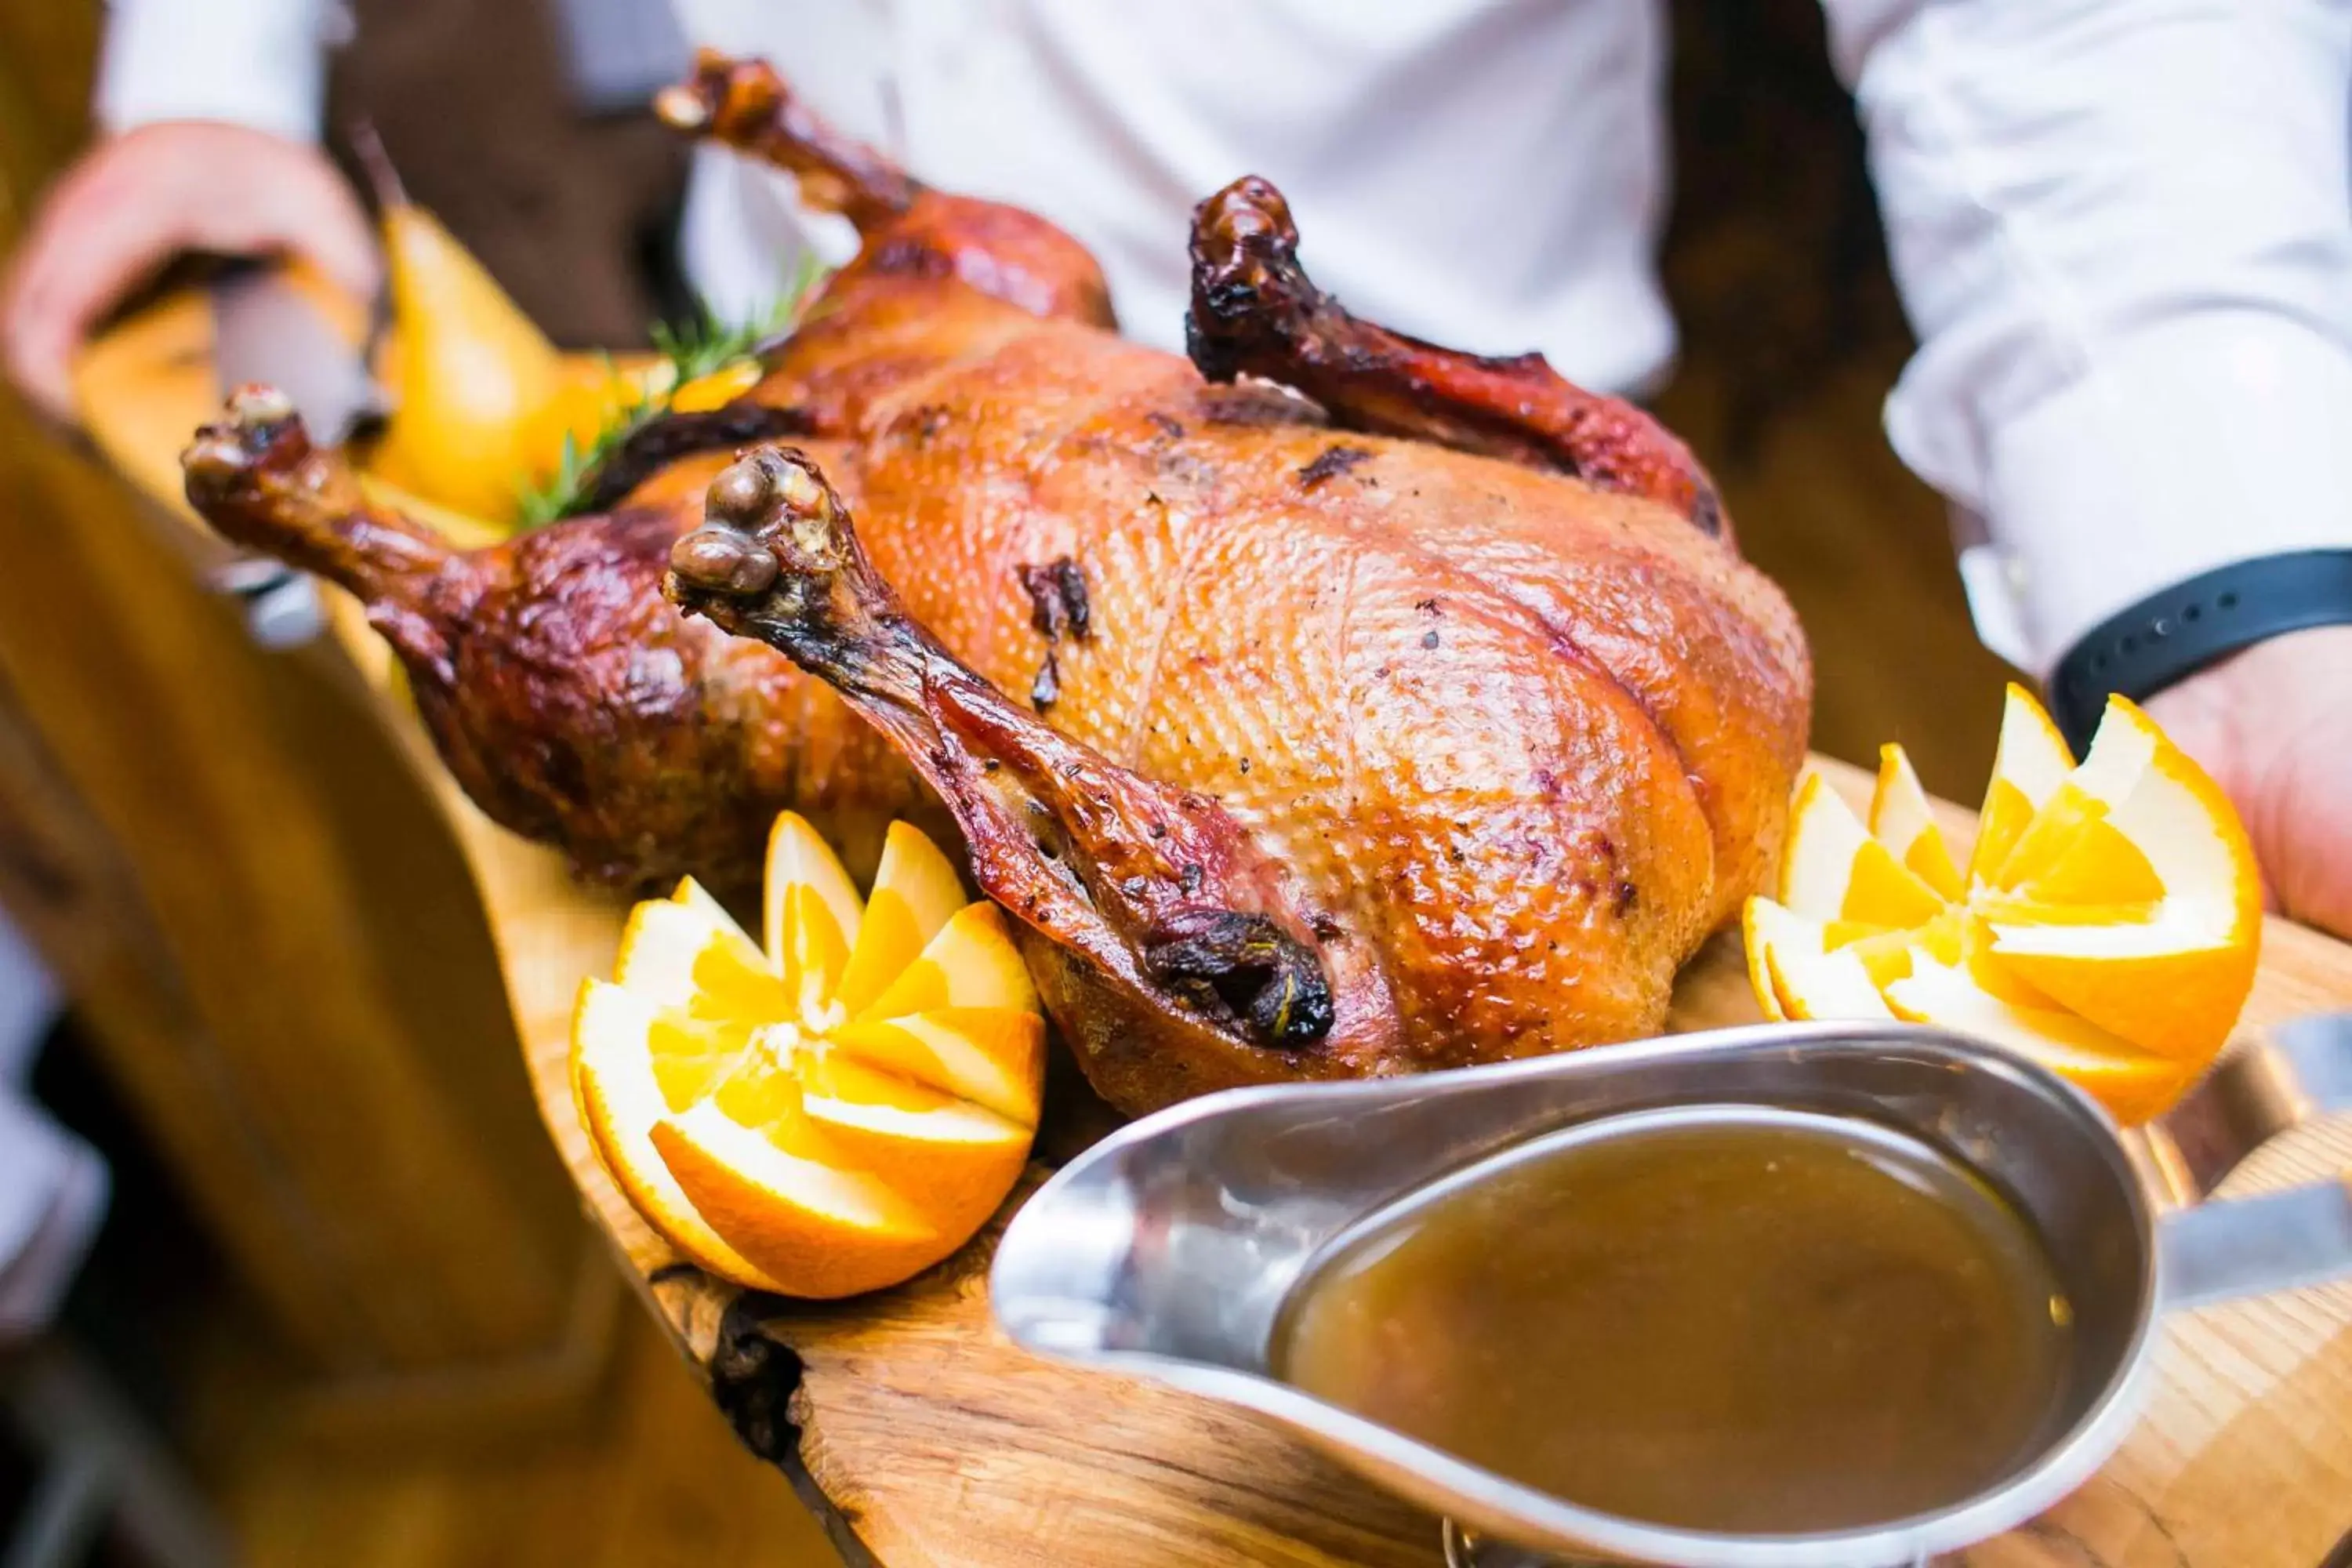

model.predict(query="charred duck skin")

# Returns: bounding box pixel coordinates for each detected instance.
[180,53,1810,1112]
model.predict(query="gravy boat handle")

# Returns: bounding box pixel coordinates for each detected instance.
[2154,1014,2352,1312]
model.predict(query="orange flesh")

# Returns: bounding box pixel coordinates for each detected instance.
[1751,688,2256,1127]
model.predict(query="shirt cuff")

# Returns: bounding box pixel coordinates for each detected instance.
[95,0,331,143]
[1889,310,2352,678]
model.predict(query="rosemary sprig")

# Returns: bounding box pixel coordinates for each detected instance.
[651,249,831,383]
[515,251,832,526]
[516,413,642,528]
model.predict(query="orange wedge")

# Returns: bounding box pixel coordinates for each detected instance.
[572,813,1045,1298]
[764,813,864,1014]
[1744,689,2259,1125]
[1742,899,1893,1022]
[1869,744,1965,900]
[833,822,968,1018]
[1881,960,2187,1128]
[649,1061,949,1298]
[1779,771,1950,929]
[670,358,766,413]
[795,1050,1033,1237]
[856,902,1040,1020]
[1969,684,2076,887]
[1974,699,2261,1062]
[572,979,785,1290]
[1743,901,1788,1023]
[616,888,789,1020]
[829,1008,1047,1126]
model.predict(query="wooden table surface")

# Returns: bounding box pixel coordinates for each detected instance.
[76,300,2352,1566]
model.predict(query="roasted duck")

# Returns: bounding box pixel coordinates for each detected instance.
[183,53,1809,1113]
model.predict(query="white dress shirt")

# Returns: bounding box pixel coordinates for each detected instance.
[97,0,2352,677]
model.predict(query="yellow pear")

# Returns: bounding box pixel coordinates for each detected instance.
[358,132,566,522]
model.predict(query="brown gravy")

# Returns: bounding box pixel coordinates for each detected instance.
[1276,1109,2073,1534]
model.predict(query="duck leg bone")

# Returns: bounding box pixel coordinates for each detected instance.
[666,446,1336,1049]
[654,49,920,232]
[1185,175,1726,539]
[657,51,1116,332]
[182,386,456,673]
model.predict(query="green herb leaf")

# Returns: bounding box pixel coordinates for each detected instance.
[514,252,832,526]
[648,248,831,388]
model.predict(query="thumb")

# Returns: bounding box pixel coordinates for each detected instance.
[283,196,383,307]
[2173,625,2352,942]
[169,137,383,310]
[210,161,384,309]
[2264,753,2352,940]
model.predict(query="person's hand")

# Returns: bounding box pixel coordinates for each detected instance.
[2143,623,2352,940]
[3,122,379,423]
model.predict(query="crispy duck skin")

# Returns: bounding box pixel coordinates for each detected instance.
[670,449,1371,1109]
[181,51,1810,1112]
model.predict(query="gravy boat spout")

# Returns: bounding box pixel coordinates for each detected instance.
[990,1019,2352,1568]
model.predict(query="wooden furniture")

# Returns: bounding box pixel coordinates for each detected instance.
[203,1305,842,1568]
[0,17,618,1439]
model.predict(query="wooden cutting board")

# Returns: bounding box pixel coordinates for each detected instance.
[77,304,2352,1566]
[439,742,2352,1568]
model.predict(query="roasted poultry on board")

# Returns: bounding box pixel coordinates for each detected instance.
[183,52,1809,1113]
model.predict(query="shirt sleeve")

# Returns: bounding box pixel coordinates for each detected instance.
[96,0,335,144]
[1822,0,2352,676]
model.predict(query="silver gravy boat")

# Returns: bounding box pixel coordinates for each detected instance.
[991,1018,2352,1568]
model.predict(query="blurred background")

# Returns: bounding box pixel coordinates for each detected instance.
[0,1,2006,1563]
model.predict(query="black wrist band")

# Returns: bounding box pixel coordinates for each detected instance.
[2048,549,2352,754]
